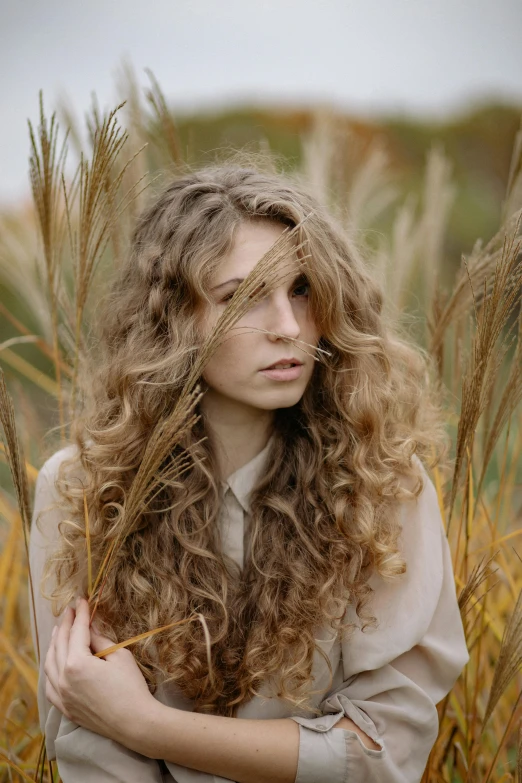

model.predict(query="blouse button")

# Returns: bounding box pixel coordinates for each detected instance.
[317,724,326,730]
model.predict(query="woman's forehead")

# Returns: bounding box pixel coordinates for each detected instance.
[214,220,300,282]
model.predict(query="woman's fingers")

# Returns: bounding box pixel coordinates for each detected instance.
[45,676,68,717]
[89,625,119,657]
[43,630,59,689]
[54,605,74,675]
[69,597,94,655]
[44,634,70,717]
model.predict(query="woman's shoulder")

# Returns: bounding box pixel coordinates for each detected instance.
[340,454,455,676]
[38,442,83,486]
[34,443,85,518]
[31,444,83,555]
[390,454,446,586]
[395,453,442,535]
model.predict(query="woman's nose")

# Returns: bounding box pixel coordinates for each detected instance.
[265,295,301,340]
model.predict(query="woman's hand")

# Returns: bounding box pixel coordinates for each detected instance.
[44,596,155,743]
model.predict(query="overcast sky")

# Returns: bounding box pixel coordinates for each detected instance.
[1,0,521,206]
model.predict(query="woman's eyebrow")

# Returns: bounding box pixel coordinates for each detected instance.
[211,277,244,292]
[211,272,306,292]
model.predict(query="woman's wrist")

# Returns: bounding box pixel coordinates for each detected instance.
[124,696,173,757]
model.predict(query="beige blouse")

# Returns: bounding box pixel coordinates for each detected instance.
[29,436,469,783]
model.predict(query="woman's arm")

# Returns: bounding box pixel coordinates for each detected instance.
[47,598,380,783]
[279,459,469,783]
[29,453,165,783]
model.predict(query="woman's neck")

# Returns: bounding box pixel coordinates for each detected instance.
[200,396,274,481]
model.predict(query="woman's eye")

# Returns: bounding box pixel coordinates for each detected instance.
[221,281,309,304]
[293,282,310,298]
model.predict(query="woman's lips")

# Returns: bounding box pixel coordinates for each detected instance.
[259,365,304,381]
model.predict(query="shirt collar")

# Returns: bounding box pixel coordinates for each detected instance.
[220,432,275,514]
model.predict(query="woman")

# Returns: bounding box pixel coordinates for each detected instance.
[29,160,469,783]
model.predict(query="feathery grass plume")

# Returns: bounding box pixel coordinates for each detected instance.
[368,145,454,344]
[0,209,76,391]
[481,689,522,783]
[446,220,522,530]
[418,145,456,306]
[345,140,398,234]
[457,551,498,615]
[482,586,522,728]
[502,115,522,222]
[28,92,70,438]
[429,203,522,356]
[88,382,208,619]
[300,106,338,208]
[300,108,399,240]
[0,368,39,662]
[476,336,522,502]
[0,214,57,359]
[115,59,151,227]
[64,100,148,412]
[144,67,183,166]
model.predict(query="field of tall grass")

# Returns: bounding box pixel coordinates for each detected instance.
[0,69,521,781]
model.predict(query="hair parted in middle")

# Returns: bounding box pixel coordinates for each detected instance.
[40,152,449,718]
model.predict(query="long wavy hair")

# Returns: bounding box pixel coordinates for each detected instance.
[40,155,450,717]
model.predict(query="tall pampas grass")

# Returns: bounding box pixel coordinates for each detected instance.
[0,69,521,781]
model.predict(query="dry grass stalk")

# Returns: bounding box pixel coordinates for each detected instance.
[517,722,522,783]
[482,586,522,727]
[93,613,214,691]
[476,337,522,502]
[0,750,37,783]
[457,552,498,615]
[0,368,39,662]
[28,92,70,439]
[502,117,522,222]
[446,221,522,530]
[63,100,149,413]
[429,201,522,355]
[144,67,183,166]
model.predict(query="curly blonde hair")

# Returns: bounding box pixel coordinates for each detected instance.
[41,155,449,718]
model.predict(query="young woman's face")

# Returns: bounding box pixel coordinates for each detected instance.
[196,219,321,415]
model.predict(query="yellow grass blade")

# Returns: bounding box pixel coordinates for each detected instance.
[0,300,72,377]
[90,539,116,600]
[0,632,38,695]
[449,691,466,736]
[0,346,60,396]
[83,490,92,597]
[471,528,522,556]
[94,615,196,657]
[466,446,474,545]
[3,543,23,638]
[0,750,39,783]
[454,574,504,642]
[0,443,39,482]
[0,518,18,598]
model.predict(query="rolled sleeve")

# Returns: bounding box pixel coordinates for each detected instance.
[53,713,165,782]
[289,712,348,783]
[289,457,469,783]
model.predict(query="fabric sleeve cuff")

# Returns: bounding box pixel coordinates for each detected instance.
[288,713,348,783]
